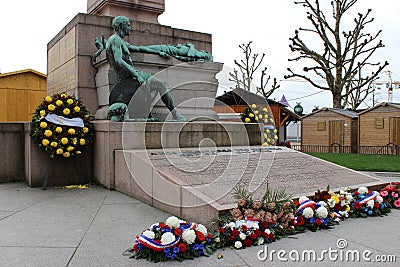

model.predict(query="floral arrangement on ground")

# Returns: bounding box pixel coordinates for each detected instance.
[30,93,93,158]
[241,104,278,146]
[125,182,398,262]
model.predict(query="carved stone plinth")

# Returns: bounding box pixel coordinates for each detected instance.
[87,0,165,24]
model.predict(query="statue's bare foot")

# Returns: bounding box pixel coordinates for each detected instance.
[172,110,186,121]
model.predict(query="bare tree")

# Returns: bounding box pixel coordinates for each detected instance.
[284,0,388,108]
[229,41,280,98]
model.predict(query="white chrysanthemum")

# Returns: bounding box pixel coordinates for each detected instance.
[376,195,383,204]
[264,229,271,235]
[228,222,236,229]
[299,196,309,204]
[165,216,180,229]
[346,194,353,202]
[214,237,220,243]
[161,232,176,245]
[234,241,242,249]
[316,206,328,218]
[257,238,264,245]
[318,201,328,207]
[367,200,375,209]
[251,223,259,230]
[327,199,336,208]
[196,224,208,235]
[358,187,368,194]
[239,233,246,240]
[182,229,196,244]
[142,230,155,239]
[302,207,314,219]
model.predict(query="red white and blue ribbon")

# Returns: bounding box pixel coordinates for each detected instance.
[356,191,378,204]
[137,234,181,252]
[297,200,316,212]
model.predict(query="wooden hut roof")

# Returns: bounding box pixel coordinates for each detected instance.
[358,102,400,115]
[0,69,46,78]
[215,88,282,106]
[302,107,358,119]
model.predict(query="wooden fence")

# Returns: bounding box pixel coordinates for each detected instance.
[291,143,400,156]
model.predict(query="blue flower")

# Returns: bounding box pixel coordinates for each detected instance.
[164,248,176,260]
[309,218,316,224]
[381,203,386,209]
[206,237,211,244]
[324,218,330,225]
[173,246,180,254]
[367,210,373,215]
[193,244,204,255]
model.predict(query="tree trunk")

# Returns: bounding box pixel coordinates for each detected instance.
[332,92,342,108]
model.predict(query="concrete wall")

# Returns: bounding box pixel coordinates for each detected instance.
[0,123,25,183]
[0,122,93,187]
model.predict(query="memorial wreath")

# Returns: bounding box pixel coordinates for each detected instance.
[30,93,93,159]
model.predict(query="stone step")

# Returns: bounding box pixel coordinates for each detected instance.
[114,146,387,227]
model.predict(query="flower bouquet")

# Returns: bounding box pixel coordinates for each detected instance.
[217,220,275,249]
[350,186,391,218]
[380,182,400,209]
[294,195,335,232]
[30,93,93,158]
[124,216,218,262]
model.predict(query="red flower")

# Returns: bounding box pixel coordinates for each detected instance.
[293,200,299,207]
[254,229,262,237]
[323,195,331,200]
[261,221,269,229]
[354,202,362,210]
[196,231,205,242]
[262,232,269,238]
[241,225,248,231]
[374,202,380,209]
[316,219,322,226]
[368,190,373,194]
[268,233,275,241]
[231,229,239,237]
[294,216,304,226]
[178,243,187,252]
[249,233,257,240]
[354,191,359,196]
[219,228,225,234]
[174,229,182,236]
[227,236,235,242]
[208,233,213,239]
[243,238,252,247]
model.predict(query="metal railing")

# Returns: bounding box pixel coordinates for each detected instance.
[291,143,400,155]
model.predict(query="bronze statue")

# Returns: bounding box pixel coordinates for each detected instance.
[105,16,185,121]
[93,15,213,121]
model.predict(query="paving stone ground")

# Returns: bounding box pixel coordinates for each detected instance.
[0,174,399,267]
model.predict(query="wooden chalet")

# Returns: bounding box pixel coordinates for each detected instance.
[0,69,47,121]
[358,102,400,148]
[301,108,358,149]
[213,88,300,143]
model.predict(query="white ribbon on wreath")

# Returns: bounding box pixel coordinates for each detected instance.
[44,113,84,128]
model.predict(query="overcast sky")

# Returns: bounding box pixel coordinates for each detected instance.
[1,0,399,112]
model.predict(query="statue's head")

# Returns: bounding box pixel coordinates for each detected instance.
[112,16,131,36]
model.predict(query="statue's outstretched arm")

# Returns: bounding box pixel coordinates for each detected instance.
[112,39,145,84]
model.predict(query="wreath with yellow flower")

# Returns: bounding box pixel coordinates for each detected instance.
[240,104,278,146]
[30,93,94,158]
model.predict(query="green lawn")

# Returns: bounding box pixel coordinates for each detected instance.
[307,153,400,172]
